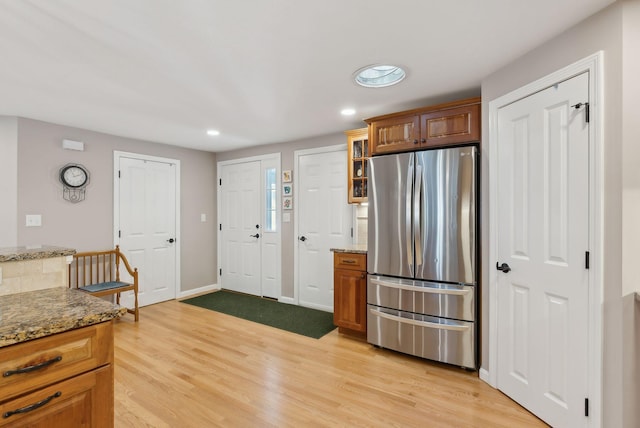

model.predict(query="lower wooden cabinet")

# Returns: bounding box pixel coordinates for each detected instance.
[0,322,115,427]
[333,252,367,335]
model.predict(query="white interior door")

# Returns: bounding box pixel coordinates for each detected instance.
[496,72,590,427]
[117,155,178,307]
[220,160,261,295]
[296,147,352,311]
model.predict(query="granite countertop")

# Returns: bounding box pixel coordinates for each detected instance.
[0,245,76,262]
[0,287,126,348]
[330,244,368,254]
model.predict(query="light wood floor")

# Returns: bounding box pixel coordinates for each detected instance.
[113,299,546,427]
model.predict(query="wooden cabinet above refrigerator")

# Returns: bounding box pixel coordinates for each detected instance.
[366,97,481,156]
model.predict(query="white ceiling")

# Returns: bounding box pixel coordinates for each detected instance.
[0,0,615,152]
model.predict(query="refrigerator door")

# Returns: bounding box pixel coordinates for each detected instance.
[367,275,475,322]
[415,146,476,285]
[367,152,414,278]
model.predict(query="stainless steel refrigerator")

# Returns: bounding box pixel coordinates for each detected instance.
[367,145,477,369]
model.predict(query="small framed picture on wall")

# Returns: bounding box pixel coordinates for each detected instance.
[283,196,292,210]
[282,170,292,183]
[283,184,292,196]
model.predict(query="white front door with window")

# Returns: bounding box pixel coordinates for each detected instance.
[115,153,178,307]
[495,72,590,427]
[295,146,352,312]
[218,154,281,298]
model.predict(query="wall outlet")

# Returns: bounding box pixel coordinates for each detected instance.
[26,214,42,227]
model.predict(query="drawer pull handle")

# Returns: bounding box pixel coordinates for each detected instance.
[3,356,62,377]
[342,259,357,264]
[3,391,62,419]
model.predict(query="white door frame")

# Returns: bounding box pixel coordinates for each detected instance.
[292,144,347,306]
[216,153,282,297]
[487,52,604,425]
[113,150,182,300]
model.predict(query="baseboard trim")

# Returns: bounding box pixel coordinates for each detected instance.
[278,296,295,305]
[479,368,493,387]
[178,284,219,300]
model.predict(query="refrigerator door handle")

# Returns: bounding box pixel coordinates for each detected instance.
[369,307,471,332]
[414,164,423,266]
[406,164,414,268]
[370,278,472,296]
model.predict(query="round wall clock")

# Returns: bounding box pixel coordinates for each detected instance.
[59,163,90,203]
[60,164,89,188]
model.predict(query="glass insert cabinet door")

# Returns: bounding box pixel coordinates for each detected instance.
[345,128,369,204]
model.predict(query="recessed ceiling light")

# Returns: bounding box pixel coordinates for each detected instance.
[341,108,356,116]
[354,64,406,88]
[206,129,220,136]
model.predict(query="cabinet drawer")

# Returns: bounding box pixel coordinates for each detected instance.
[0,365,113,427]
[334,252,366,271]
[0,322,112,402]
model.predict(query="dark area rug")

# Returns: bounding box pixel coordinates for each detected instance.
[181,290,336,339]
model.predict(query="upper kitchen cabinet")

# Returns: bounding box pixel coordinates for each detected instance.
[366,97,481,155]
[345,128,369,203]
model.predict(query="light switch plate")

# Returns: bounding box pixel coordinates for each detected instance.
[200,213,206,222]
[283,213,291,223]
[26,214,42,227]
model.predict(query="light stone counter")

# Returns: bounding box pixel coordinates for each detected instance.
[0,245,76,262]
[0,287,125,348]
[330,244,368,254]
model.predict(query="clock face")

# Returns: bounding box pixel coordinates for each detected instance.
[60,165,88,188]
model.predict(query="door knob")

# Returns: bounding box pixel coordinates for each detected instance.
[496,262,511,273]
[167,238,175,243]
[299,236,307,242]
[249,233,260,239]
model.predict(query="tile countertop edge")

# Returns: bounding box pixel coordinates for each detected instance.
[0,245,76,262]
[0,288,126,348]
[330,245,368,254]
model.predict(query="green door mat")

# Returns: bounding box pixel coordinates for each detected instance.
[181,290,336,339]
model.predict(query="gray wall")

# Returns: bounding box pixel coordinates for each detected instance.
[481,2,627,426]
[15,118,217,293]
[217,131,346,298]
[0,117,18,247]
[621,1,640,426]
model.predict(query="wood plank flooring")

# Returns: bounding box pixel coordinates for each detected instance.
[114,299,546,427]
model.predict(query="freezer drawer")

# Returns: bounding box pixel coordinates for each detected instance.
[367,305,476,369]
[367,275,475,322]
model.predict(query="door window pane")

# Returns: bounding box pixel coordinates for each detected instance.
[265,168,277,232]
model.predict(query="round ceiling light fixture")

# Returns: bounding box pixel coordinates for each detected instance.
[206,129,220,136]
[354,64,406,88]
[341,108,356,116]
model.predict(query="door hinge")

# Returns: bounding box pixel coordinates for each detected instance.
[118,170,121,178]
[219,178,222,186]
[572,102,590,123]
[585,251,590,269]
[118,230,121,238]
[219,224,222,231]
[585,398,589,417]
[350,227,353,238]
[219,268,222,276]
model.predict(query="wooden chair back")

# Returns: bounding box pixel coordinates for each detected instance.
[69,245,139,321]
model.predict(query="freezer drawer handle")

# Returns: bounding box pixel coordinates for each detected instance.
[370,308,470,332]
[370,278,471,296]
